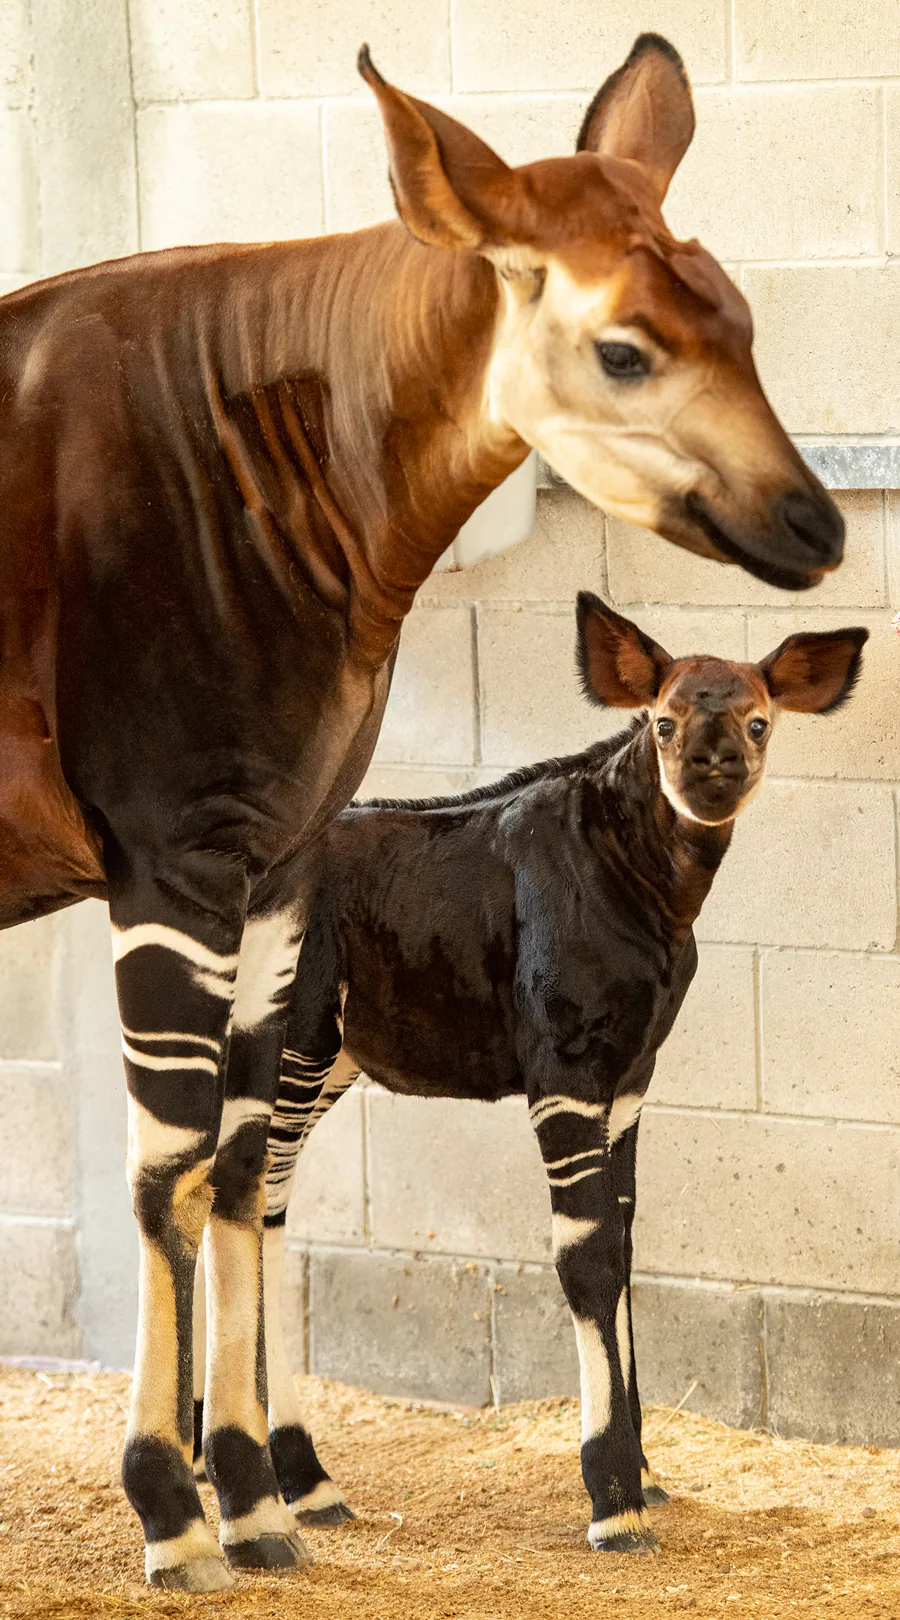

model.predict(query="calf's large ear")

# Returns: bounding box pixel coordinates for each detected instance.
[577,34,695,206]
[359,45,521,252]
[760,627,868,714]
[576,592,672,708]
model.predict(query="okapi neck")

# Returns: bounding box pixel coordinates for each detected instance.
[594,724,733,942]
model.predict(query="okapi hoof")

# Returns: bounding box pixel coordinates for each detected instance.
[150,1555,234,1592]
[291,1480,356,1526]
[224,1530,312,1572]
[588,1510,659,1556]
[641,1467,670,1507]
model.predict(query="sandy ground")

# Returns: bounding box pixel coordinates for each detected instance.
[1,1367,899,1619]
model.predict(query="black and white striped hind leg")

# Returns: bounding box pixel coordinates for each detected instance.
[530,1084,657,1555]
[264,1040,360,1526]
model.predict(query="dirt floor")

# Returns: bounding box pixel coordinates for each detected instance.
[1,1368,899,1619]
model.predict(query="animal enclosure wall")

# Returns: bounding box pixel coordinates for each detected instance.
[2,0,900,1443]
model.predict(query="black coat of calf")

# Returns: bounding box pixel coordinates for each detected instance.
[261,595,866,1549]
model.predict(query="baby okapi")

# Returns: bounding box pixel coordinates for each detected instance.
[256,597,866,1554]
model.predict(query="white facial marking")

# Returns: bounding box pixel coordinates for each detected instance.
[551,1213,599,1255]
[572,1316,612,1443]
[609,1092,645,1144]
[231,914,302,1033]
[112,923,239,999]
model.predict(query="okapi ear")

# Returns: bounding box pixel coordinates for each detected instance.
[359,45,514,252]
[760,627,869,715]
[576,592,672,708]
[577,34,695,205]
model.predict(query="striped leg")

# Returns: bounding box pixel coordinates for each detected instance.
[202,909,310,1573]
[111,892,245,1593]
[613,1116,667,1507]
[529,1089,655,1555]
[265,1047,360,1523]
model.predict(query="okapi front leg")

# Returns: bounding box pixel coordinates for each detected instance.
[203,910,310,1572]
[112,894,245,1592]
[529,1092,655,1555]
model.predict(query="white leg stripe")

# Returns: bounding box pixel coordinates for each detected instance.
[547,1164,604,1188]
[127,1096,206,1167]
[231,914,301,1033]
[112,923,239,1000]
[121,1023,221,1052]
[122,1039,220,1075]
[609,1092,645,1144]
[294,1479,347,1513]
[530,1096,609,1128]
[616,1286,631,1395]
[544,1149,604,1172]
[551,1213,599,1254]
[218,1096,272,1145]
[573,1316,612,1444]
[219,1496,297,1546]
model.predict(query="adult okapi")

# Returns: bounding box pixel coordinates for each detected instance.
[0,34,843,1592]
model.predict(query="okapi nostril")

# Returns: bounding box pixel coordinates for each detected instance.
[778,491,845,565]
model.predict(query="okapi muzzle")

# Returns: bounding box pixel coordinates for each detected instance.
[576,595,868,826]
[362,33,845,591]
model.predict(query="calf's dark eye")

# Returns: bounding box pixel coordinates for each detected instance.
[656,718,675,742]
[597,341,649,380]
[748,718,768,740]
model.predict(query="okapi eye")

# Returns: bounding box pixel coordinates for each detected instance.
[597,341,650,380]
[748,718,769,741]
[656,718,675,743]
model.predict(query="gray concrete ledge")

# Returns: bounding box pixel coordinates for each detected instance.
[538,443,900,492]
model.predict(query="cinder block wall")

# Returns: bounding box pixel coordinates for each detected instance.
[2,0,900,1444]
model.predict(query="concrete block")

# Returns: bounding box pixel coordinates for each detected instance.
[761,950,900,1126]
[0,1219,81,1358]
[0,1066,74,1216]
[309,1247,492,1405]
[129,0,255,101]
[419,488,606,608]
[651,944,757,1113]
[743,266,900,437]
[258,0,450,97]
[608,491,886,611]
[765,1293,900,1445]
[745,609,898,781]
[0,108,37,272]
[322,94,582,235]
[0,0,30,109]
[280,1244,309,1373]
[32,0,138,273]
[372,605,475,767]
[451,0,726,92]
[137,102,322,250]
[366,1092,551,1262]
[735,0,900,80]
[0,913,59,1061]
[478,605,745,768]
[632,1279,764,1430]
[667,87,879,262]
[634,1109,900,1295]
[492,1264,579,1402]
[286,1085,366,1246]
[884,90,900,258]
[697,782,896,950]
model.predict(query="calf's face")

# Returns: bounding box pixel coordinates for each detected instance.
[576,593,868,826]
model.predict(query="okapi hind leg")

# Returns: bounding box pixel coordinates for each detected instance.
[265,1044,361,1525]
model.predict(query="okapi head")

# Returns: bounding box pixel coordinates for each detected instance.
[577,593,867,826]
[360,36,845,591]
